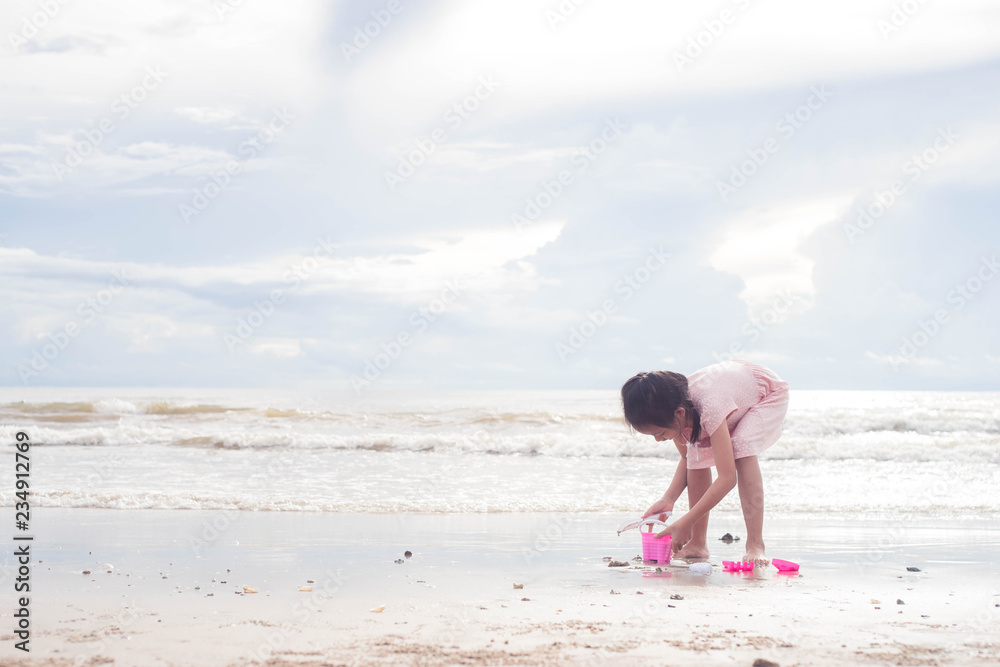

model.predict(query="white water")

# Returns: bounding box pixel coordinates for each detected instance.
[1,388,997,517]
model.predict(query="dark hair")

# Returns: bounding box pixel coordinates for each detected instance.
[620,371,701,444]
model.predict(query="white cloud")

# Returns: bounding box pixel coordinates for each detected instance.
[0,135,236,196]
[106,314,215,353]
[174,106,249,126]
[0,220,567,311]
[247,338,302,358]
[345,0,1000,139]
[709,195,852,316]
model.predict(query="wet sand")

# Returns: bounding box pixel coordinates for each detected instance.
[1,509,998,666]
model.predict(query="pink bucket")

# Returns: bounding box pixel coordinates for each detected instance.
[641,529,672,563]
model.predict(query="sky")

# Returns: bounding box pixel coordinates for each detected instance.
[1,0,999,391]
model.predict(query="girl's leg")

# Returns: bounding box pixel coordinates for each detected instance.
[734,455,768,564]
[676,467,712,559]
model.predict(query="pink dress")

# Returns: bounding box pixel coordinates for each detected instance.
[682,359,789,470]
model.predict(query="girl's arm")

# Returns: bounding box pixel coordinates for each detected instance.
[642,443,688,518]
[655,424,738,538]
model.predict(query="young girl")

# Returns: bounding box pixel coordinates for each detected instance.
[620,359,789,565]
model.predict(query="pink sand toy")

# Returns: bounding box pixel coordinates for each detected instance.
[722,560,755,572]
[617,515,673,564]
[772,558,799,572]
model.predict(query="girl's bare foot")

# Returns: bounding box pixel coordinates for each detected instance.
[674,543,710,561]
[742,541,769,567]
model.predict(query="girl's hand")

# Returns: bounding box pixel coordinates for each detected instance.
[655,518,692,550]
[642,497,674,521]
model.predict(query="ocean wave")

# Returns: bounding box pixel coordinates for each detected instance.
[15,488,1000,516]
[2,391,998,464]
[3,397,997,435]
[2,424,996,463]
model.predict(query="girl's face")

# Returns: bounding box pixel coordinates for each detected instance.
[635,408,688,445]
[636,423,681,443]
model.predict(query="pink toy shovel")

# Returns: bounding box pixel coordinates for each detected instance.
[772,558,799,572]
[722,560,755,572]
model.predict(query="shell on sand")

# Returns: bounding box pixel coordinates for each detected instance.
[243,586,259,594]
[298,585,313,592]
[370,605,385,613]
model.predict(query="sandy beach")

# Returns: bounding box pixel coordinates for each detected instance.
[1,508,998,666]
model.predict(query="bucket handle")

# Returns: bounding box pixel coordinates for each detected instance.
[640,518,670,533]
[616,513,672,535]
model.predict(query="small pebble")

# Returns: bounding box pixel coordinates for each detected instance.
[670,594,684,600]
[906,567,921,572]
[602,556,612,562]
[897,599,905,605]
[404,551,412,558]
[520,597,530,602]
[752,659,779,667]
[82,571,91,575]
[513,583,523,590]
[394,559,405,564]
[610,589,620,595]
[607,560,628,568]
